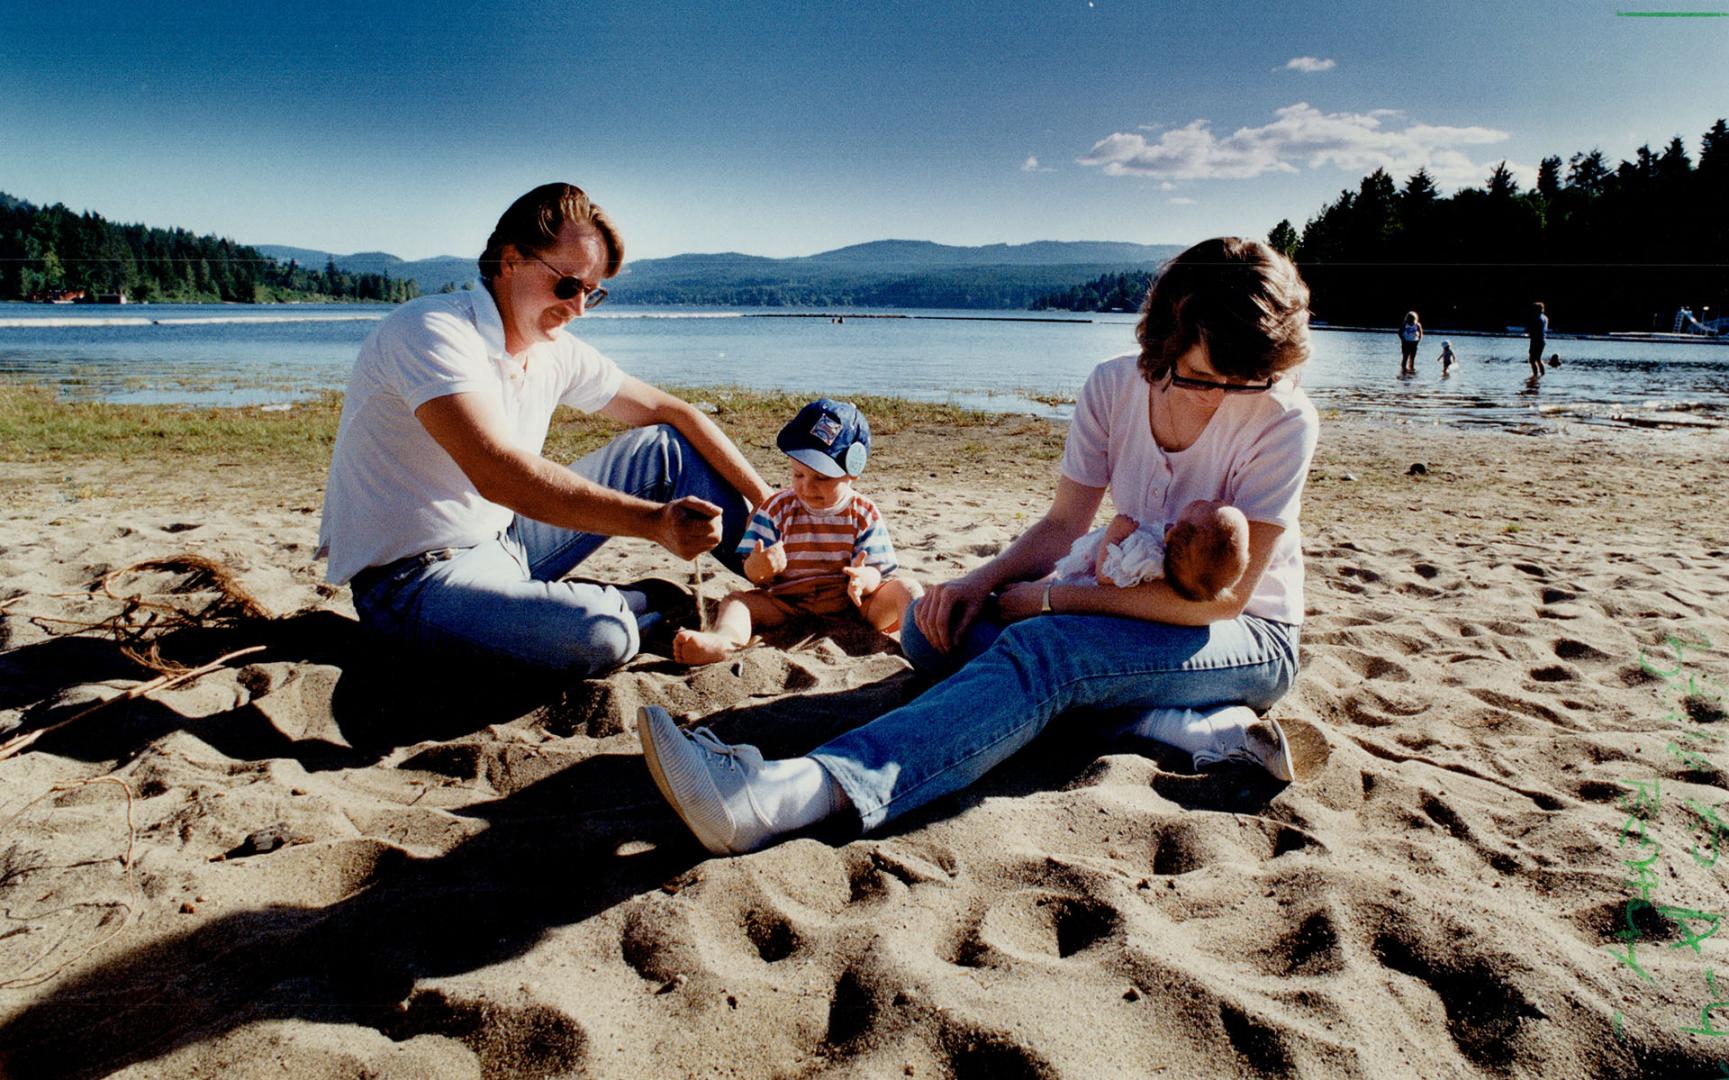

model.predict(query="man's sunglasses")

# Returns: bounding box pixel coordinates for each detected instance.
[1165,367,1276,394]
[526,251,608,307]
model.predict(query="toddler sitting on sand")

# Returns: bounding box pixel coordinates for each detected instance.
[1050,498,1250,600]
[673,399,920,665]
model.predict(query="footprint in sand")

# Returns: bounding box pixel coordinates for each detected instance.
[1552,637,1613,663]
[957,888,1121,963]
[1333,648,1414,684]
[1251,907,1347,978]
[1374,934,1546,1070]
[379,987,588,1077]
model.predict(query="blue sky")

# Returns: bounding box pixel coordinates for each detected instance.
[3,1,1727,260]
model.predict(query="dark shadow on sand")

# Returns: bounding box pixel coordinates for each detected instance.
[3,610,594,771]
[0,751,704,1078]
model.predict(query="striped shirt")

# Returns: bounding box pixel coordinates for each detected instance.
[737,488,898,580]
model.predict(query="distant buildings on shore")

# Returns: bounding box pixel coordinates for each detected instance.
[23,288,129,305]
[1671,306,1724,335]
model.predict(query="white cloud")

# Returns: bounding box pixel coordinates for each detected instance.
[1285,56,1336,73]
[1077,102,1515,187]
[1021,154,1054,173]
[1168,197,1198,205]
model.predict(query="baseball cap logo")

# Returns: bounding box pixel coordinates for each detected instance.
[810,414,842,446]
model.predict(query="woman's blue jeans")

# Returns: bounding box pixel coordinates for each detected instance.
[808,600,1301,831]
[349,425,749,678]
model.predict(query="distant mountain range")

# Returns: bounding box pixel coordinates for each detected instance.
[253,239,1183,310]
[254,246,478,295]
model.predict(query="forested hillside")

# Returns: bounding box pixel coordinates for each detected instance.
[0,193,418,303]
[1033,120,1729,333]
[1281,119,1729,331]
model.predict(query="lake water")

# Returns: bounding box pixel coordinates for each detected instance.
[3,302,1727,432]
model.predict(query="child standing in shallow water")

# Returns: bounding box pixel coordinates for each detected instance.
[1399,311,1423,375]
[673,399,920,665]
[1436,340,1456,376]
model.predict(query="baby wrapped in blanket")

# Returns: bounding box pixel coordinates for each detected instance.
[1052,499,1250,600]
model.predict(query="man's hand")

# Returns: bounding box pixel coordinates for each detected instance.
[843,551,882,607]
[656,496,724,560]
[743,538,787,584]
[913,573,992,654]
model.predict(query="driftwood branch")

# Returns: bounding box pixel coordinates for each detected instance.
[0,645,265,762]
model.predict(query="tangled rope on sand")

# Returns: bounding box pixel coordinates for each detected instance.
[25,554,270,676]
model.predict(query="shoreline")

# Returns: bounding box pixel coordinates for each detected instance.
[5,301,1727,345]
[0,313,388,328]
[8,382,1725,443]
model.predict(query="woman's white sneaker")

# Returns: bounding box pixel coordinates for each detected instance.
[1191,706,1297,782]
[637,705,779,855]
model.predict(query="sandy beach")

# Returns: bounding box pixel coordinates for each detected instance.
[3,404,1729,1078]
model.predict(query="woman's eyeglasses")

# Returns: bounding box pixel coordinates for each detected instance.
[526,252,608,307]
[1166,367,1276,394]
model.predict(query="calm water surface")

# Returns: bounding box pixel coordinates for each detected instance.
[3,302,1726,432]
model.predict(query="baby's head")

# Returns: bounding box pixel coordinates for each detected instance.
[776,398,871,512]
[1164,499,1250,602]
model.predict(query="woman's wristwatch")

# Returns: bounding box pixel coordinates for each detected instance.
[1041,582,1054,614]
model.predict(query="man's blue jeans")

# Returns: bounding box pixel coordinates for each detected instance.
[349,425,750,677]
[808,600,1301,831]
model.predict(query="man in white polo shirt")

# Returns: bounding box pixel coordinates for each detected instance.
[318,182,773,676]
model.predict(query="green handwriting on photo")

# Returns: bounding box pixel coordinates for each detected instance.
[1605,622,1729,1048]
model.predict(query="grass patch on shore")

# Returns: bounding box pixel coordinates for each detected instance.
[0,383,1043,470]
[0,385,344,465]
[544,386,1041,468]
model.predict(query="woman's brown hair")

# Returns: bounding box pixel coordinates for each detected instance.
[478,182,624,283]
[1135,237,1311,384]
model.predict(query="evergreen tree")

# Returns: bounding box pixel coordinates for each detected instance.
[1486,161,1519,199]
[1566,149,1609,194]
[1536,156,1562,199]
[1658,136,1692,182]
[1267,220,1299,259]
[1700,119,1729,176]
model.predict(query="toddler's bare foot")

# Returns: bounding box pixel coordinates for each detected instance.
[672,628,740,666]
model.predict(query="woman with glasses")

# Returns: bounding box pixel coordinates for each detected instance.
[638,238,1318,856]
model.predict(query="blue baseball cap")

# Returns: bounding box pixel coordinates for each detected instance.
[777,398,870,478]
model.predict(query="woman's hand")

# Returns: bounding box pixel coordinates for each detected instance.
[996,579,1051,622]
[914,573,992,653]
